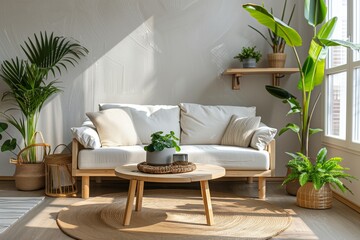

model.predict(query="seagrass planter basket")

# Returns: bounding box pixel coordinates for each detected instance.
[296,182,333,209]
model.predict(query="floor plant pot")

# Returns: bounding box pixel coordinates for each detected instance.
[14,163,45,191]
[242,58,257,68]
[146,148,175,166]
[296,182,333,209]
[268,53,286,68]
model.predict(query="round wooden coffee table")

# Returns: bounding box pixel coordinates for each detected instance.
[115,163,225,226]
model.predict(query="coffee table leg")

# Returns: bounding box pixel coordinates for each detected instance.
[123,179,137,226]
[135,180,144,211]
[200,180,214,226]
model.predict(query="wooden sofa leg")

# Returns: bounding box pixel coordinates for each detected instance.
[247,177,253,184]
[258,177,266,199]
[82,176,90,199]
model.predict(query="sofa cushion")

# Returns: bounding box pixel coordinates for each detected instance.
[86,109,140,147]
[180,103,256,145]
[99,104,180,144]
[250,126,277,151]
[77,145,269,170]
[71,127,101,149]
[221,116,261,147]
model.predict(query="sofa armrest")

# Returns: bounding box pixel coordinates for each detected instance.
[72,138,85,176]
[266,139,276,176]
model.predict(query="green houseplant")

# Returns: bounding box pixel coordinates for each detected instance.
[234,46,262,68]
[144,131,181,166]
[0,32,88,190]
[243,0,360,194]
[283,148,355,208]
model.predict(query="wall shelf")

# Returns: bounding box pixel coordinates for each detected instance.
[223,68,299,90]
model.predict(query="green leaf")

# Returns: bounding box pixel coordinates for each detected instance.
[304,0,327,27]
[0,122,8,132]
[317,17,337,39]
[279,123,300,136]
[298,56,325,91]
[317,38,360,50]
[265,85,296,99]
[299,172,309,186]
[1,139,17,152]
[316,147,327,164]
[243,4,302,47]
[309,128,323,135]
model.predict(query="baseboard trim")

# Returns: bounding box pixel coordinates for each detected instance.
[333,192,360,214]
[0,176,14,181]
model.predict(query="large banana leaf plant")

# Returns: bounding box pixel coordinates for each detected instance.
[243,0,360,157]
[0,32,88,162]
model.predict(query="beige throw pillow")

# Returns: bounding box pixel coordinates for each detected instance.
[86,109,140,147]
[221,115,261,147]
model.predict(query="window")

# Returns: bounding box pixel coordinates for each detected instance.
[325,0,360,150]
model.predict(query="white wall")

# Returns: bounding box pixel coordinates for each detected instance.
[0,0,315,179]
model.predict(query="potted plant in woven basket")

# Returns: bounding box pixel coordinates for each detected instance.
[247,0,296,68]
[144,131,181,166]
[243,0,360,195]
[0,32,88,190]
[283,148,356,209]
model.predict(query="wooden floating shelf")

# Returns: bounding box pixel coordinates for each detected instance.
[223,68,299,90]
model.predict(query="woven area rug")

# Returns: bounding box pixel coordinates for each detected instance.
[0,197,44,233]
[57,190,291,240]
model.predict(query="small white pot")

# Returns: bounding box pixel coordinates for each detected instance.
[146,148,175,166]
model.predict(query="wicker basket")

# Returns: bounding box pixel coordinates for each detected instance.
[296,182,333,209]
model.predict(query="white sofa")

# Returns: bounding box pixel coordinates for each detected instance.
[71,103,276,199]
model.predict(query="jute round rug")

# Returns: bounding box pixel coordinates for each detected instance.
[57,190,291,240]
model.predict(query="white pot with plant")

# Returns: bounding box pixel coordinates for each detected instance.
[144,131,181,166]
[0,32,88,190]
[243,0,360,195]
[248,0,296,68]
[234,46,262,68]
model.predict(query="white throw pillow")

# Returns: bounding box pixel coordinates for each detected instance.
[180,103,256,145]
[99,103,180,144]
[71,127,101,149]
[86,109,140,147]
[250,125,277,151]
[221,115,261,147]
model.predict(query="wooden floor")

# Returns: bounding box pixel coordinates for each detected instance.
[0,179,360,240]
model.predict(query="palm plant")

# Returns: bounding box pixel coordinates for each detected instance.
[0,32,88,162]
[283,148,355,193]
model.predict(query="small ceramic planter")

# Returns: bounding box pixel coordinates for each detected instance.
[146,148,175,166]
[242,58,257,68]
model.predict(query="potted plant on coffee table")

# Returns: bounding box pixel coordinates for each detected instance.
[243,0,360,195]
[283,148,356,209]
[144,131,181,166]
[0,32,88,190]
[234,46,262,68]
[248,0,295,68]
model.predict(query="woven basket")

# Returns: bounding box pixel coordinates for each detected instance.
[296,182,333,209]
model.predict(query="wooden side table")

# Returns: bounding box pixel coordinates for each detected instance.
[115,163,225,226]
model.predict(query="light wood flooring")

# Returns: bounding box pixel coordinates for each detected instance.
[0,179,360,240]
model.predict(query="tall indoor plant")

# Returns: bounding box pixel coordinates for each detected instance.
[243,0,360,193]
[0,32,88,190]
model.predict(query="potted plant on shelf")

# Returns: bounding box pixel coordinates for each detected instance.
[234,46,262,68]
[283,148,356,209]
[144,131,181,166]
[248,0,295,68]
[0,32,88,190]
[243,0,360,195]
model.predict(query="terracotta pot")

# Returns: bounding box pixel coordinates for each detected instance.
[14,163,45,191]
[268,53,287,68]
[297,182,333,209]
[146,148,175,166]
[285,167,300,196]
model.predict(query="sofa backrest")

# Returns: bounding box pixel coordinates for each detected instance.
[179,103,256,145]
[99,103,180,144]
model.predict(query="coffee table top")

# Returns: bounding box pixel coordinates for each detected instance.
[114,163,226,183]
